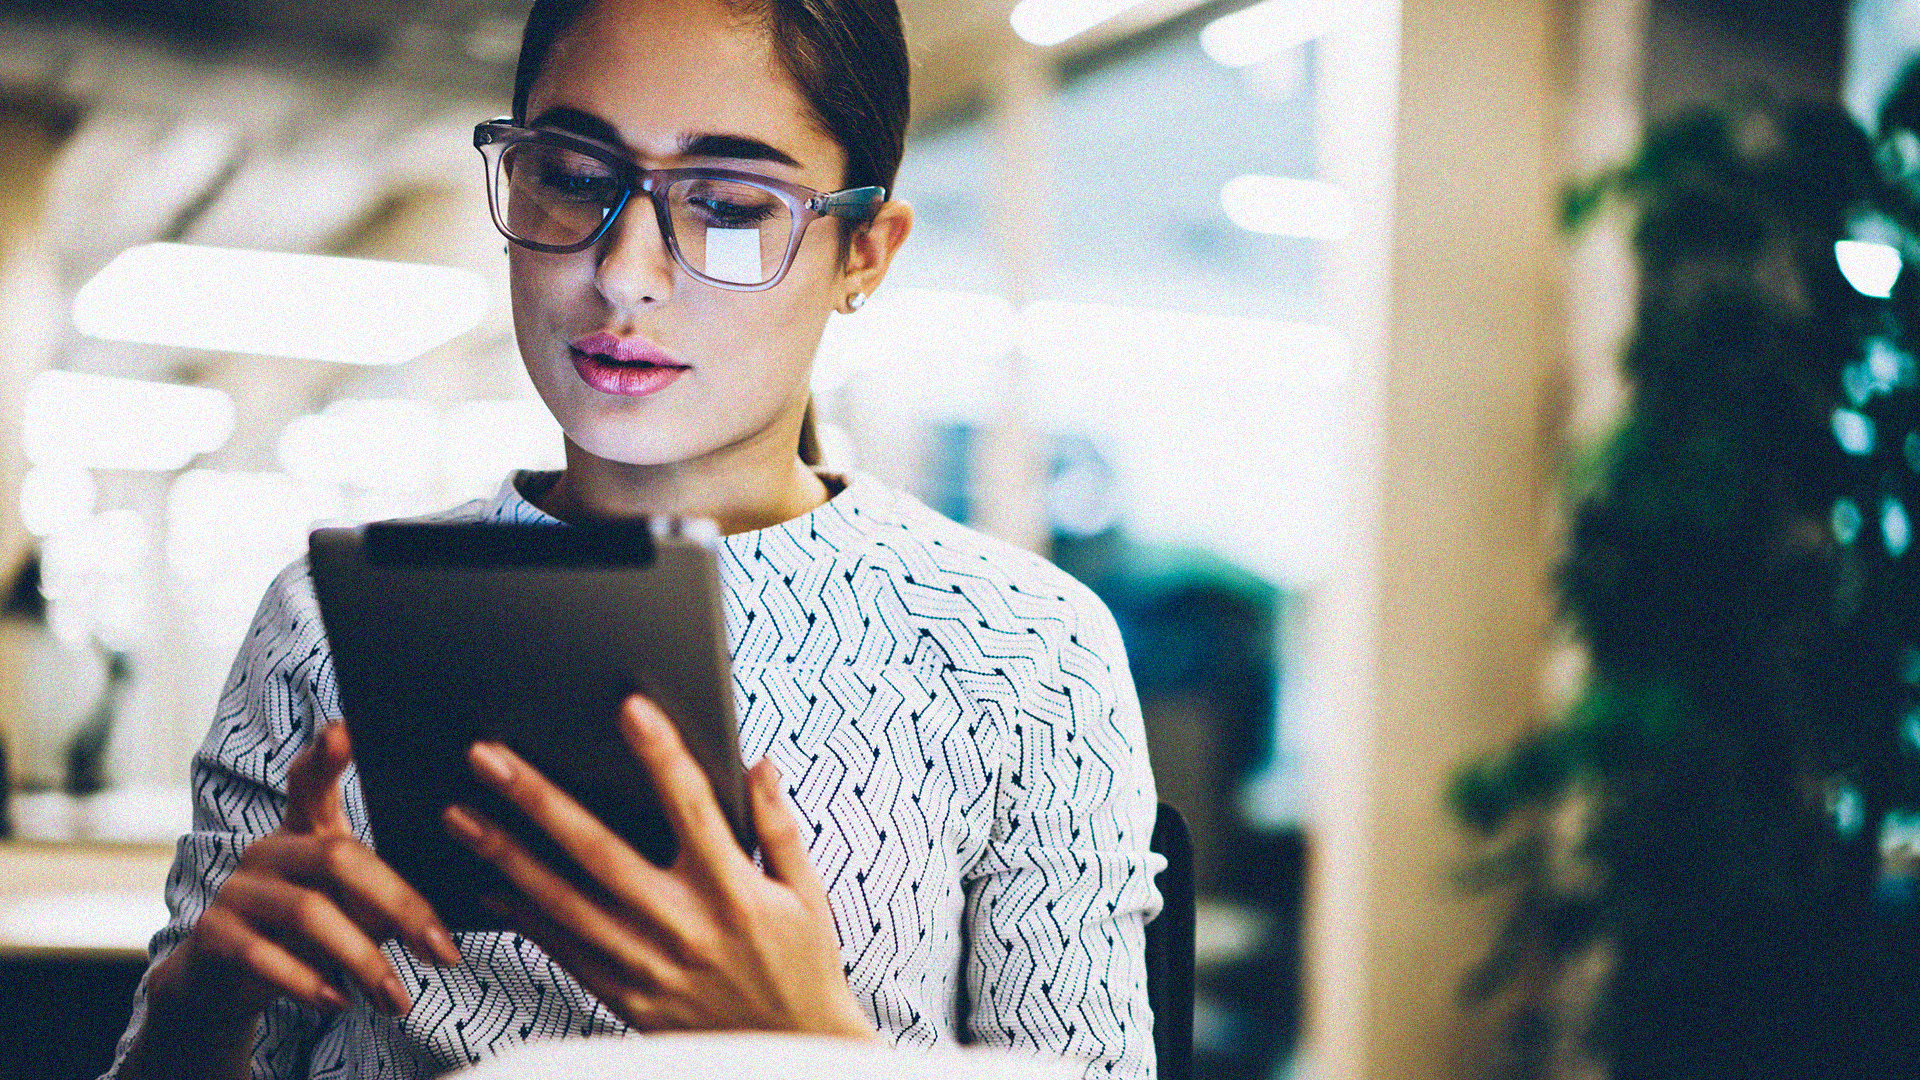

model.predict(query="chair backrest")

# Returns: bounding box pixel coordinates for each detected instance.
[1145,802,1195,1080]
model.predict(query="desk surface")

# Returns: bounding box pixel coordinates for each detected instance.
[0,841,173,961]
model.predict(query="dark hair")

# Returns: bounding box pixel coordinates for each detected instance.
[510,0,910,195]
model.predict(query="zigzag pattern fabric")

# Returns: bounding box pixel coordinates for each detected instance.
[105,471,1163,1080]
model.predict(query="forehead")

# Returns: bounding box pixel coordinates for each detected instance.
[528,0,840,178]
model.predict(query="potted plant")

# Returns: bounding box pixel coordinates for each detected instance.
[1454,69,1920,1080]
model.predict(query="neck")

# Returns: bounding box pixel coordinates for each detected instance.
[537,430,830,535]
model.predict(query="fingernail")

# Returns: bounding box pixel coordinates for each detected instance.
[382,974,412,1016]
[318,981,349,1011]
[444,805,485,844]
[623,696,659,733]
[469,742,513,785]
[424,925,462,967]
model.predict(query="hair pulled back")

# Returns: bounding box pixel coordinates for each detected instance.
[511,0,910,195]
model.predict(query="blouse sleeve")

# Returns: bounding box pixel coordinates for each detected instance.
[960,583,1164,1079]
[102,560,347,1080]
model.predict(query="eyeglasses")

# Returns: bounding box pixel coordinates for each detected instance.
[473,119,887,292]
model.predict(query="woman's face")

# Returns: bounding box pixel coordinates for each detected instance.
[511,0,878,470]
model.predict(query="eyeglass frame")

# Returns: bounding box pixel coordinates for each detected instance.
[473,119,888,293]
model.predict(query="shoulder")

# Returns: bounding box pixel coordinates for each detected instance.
[239,557,328,689]
[845,478,1129,689]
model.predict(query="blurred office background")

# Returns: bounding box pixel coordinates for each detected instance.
[0,1,1911,1079]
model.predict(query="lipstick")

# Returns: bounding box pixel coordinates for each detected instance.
[568,332,689,397]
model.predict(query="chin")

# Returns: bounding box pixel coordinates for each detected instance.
[563,419,710,468]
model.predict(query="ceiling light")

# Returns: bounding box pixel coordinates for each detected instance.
[276,399,440,491]
[23,370,235,472]
[1221,175,1355,239]
[18,466,97,538]
[1200,0,1337,67]
[1010,0,1148,46]
[165,470,339,582]
[73,243,489,366]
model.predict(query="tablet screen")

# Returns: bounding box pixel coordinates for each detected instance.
[309,520,748,932]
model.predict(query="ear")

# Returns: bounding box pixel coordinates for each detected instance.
[837,199,914,313]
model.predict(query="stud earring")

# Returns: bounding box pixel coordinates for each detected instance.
[847,292,867,312]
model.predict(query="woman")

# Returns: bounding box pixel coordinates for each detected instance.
[107,0,1162,1077]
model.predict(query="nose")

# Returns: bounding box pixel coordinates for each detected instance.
[593,195,675,311]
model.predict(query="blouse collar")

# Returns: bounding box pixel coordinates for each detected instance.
[479,469,886,567]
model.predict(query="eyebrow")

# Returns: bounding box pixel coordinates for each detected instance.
[528,107,803,170]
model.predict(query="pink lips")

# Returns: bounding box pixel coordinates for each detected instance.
[568,331,690,397]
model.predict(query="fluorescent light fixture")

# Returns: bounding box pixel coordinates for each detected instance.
[38,507,152,648]
[1221,175,1355,239]
[23,370,235,472]
[1010,0,1147,46]
[18,466,97,537]
[276,399,439,491]
[1836,240,1902,299]
[73,243,489,366]
[1200,0,1338,67]
[165,469,340,582]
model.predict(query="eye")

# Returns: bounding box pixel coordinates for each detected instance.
[505,144,623,205]
[688,195,777,227]
[673,179,785,229]
[536,166,622,203]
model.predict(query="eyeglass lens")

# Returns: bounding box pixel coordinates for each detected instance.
[496,143,795,286]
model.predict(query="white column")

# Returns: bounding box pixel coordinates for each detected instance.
[1296,0,1571,1076]
[973,36,1054,553]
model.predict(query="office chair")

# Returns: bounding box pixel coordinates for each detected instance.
[1145,802,1195,1080]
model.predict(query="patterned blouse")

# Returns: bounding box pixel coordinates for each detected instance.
[104,470,1163,1079]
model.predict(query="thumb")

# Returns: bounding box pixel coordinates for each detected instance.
[284,721,354,834]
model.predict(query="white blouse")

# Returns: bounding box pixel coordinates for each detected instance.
[105,470,1163,1079]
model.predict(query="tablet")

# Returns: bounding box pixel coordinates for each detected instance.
[308,517,749,932]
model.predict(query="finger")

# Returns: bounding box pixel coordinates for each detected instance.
[444,804,673,975]
[272,833,461,967]
[485,894,673,1032]
[237,832,457,968]
[619,695,751,873]
[463,740,670,903]
[748,758,828,911]
[194,905,350,1012]
[284,722,353,835]
[220,872,414,1017]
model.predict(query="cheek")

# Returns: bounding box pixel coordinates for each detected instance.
[780,231,848,315]
[701,292,829,387]
[706,243,840,371]
[508,250,590,336]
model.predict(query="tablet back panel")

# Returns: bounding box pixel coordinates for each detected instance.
[309,522,747,932]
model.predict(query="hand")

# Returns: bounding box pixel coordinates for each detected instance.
[443,694,873,1039]
[152,722,462,1026]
